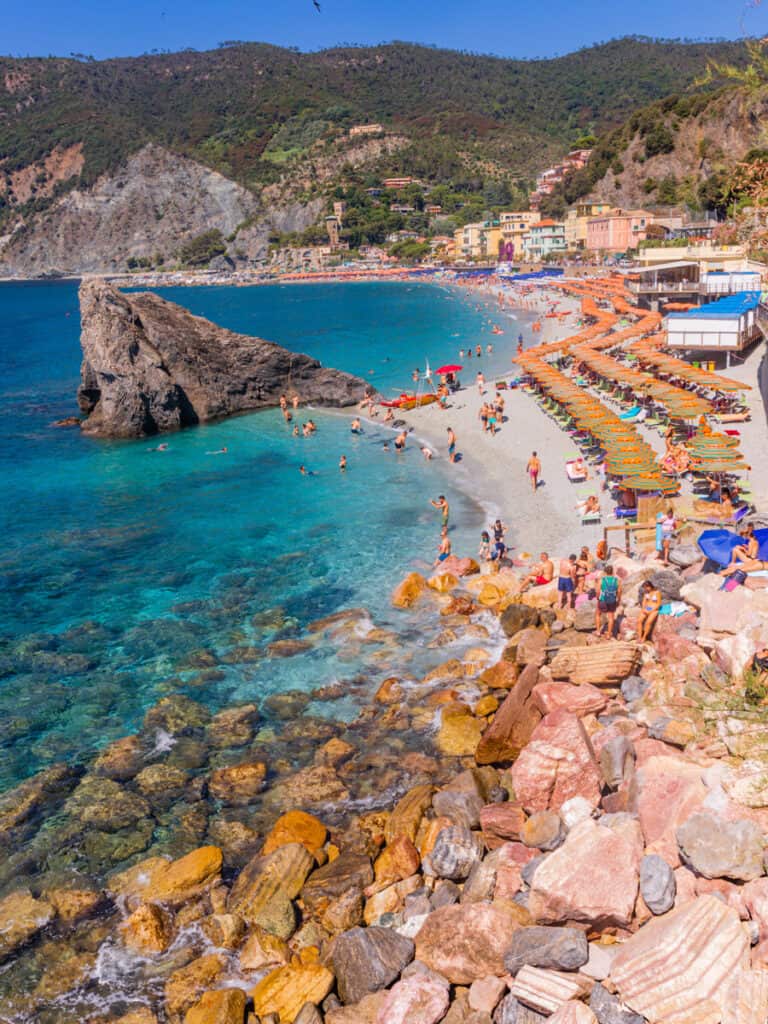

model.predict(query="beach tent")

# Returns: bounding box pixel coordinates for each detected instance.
[697,528,768,566]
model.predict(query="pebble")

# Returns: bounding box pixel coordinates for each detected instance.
[639,854,676,914]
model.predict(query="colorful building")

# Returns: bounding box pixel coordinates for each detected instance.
[564,202,614,250]
[454,220,503,260]
[586,209,654,252]
[524,220,567,261]
[499,211,538,260]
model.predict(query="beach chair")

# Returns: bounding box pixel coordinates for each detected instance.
[581,510,602,526]
[566,460,588,483]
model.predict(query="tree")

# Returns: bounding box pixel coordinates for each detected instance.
[178,230,227,266]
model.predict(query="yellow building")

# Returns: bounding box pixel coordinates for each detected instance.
[564,202,614,250]
[498,211,537,260]
[454,221,503,260]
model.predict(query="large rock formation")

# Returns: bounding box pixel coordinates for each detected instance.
[76,280,367,438]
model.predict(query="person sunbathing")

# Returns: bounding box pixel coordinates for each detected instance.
[572,457,588,478]
[576,495,601,516]
[720,527,761,575]
[520,552,555,591]
[636,581,662,642]
[694,490,735,519]
[720,556,768,577]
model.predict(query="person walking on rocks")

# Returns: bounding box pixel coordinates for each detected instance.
[527,451,541,492]
[595,563,621,639]
[557,554,578,610]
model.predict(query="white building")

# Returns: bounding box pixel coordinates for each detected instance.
[664,291,763,363]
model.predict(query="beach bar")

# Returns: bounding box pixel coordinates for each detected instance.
[664,291,763,365]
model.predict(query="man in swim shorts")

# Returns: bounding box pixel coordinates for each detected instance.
[526,451,541,492]
[431,495,449,524]
[447,427,457,463]
[434,526,452,567]
[520,552,554,591]
[557,554,577,610]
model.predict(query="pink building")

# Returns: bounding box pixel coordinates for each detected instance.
[586,209,653,252]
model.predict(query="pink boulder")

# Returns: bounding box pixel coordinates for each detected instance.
[510,709,601,813]
[414,903,522,984]
[528,818,641,928]
[375,971,449,1024]
[532,681,608,718]
[548,1004,598,1024]
[743,878,768,941]
[491,842,539,900]
[629,754,706,866]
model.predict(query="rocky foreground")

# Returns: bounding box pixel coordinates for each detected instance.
[76,281,367,438]
[3,545,768,1023]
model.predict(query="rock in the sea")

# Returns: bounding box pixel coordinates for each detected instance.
[77,279,366,437]
[108,846,222,907]
[165,953,226,1021]
[120,902,174,955]
[0,889,54,961]
[392,572,428,610]
[250,950,335,1023]
[238,925,291,971]
[331,926,414,1004]
[374,970,450,1024]
[227,842,314,937]
[208,761,267,804]
[475,664,542,766]
[184,988,247,1024]
[504,926,588,975]
[427,825,483,880]
[527,818,641,929]
[414,903,523,984]
[437,702,484,756]
[639,854,676,915]
[262,810,327,859]
[609,895,750,1023]
[676,811,764,881]
[510,709,600,813]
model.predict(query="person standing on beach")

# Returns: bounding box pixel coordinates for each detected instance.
[434,526,452,567]
[431,495,450,525]
[477,372,485,395]
[595,564,621,638]
[394,431,407,452]
[557,554,578,610]
[527,451,541,492]
[447,427,457,463]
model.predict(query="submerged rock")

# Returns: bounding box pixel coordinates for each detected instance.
[77,279,366,437]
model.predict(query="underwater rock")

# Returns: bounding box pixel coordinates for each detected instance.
[0,889,54,961]
[142,695,211,736]
[120,902,174,955]
[164,952,227,1021]
[208,761,267,805]
[207,703,260,748]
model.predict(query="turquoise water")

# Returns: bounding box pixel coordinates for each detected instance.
[0,279,525,790]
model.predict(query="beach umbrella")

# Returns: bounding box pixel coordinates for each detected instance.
[436,364,463,374]
[697,528,768,566]
[690,458,751,473]
[621,474,679,493]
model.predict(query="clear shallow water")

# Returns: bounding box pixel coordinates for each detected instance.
[0,279,525,790]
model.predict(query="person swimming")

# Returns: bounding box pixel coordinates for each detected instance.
[147,443,169,452]
[339,455,347,471]
[206,447,228,454]
[351,418,362,434]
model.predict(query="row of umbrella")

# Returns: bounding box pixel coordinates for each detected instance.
[630,337,750,394]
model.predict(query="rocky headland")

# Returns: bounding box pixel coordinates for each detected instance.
[76,280,367,438]
[3,541,768,1023]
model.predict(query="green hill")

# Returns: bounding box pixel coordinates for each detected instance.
[0,37,747,215]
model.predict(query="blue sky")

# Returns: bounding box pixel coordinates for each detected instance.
[3,0,764,60]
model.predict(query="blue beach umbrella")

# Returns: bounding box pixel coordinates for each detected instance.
[697,528,768,567]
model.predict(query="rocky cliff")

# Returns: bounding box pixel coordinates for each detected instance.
[77,280,367,438]
[0,145,323,277]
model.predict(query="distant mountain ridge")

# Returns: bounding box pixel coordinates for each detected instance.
[0,37,749,274]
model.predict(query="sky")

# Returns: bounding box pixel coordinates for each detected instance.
[2,0,764,61]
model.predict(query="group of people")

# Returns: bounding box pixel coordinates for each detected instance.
[459,344,493,359]
[478,393,505,436]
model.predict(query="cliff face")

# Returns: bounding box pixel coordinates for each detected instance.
[77,280,367,438]
[0,145,323,276]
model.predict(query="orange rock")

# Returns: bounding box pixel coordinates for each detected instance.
[427,572,460,593]
[363,874,422,925]
[198,913,245,950]
[479,659,519,690]
[419,816,454,860]
[422,659,465,685]
[391,572,427,609]
[426,687,462,706]
[374,677,404,705]
[474,695,499,717]
[120,903,174,955]
[183,988,247,1024]
[208,762,267,805]
[373,835,421,886]
[436,702,484,756]
[109,846,223,907]
[314,737,356,768]
[385,784,434,845]
[238,926,291,971]
[165,954,226,1021]
[250,950,334,1023]
[45,888,102,923]
[262,810,327,859]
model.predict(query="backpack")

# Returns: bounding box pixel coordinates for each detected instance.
[600,575,619,603]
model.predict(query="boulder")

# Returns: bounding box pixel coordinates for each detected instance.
[250,951,335,1023]
[331,926,414,1004]
[480,804,527,849]
[374,971,450,1024]
[504,926,588,975]
[437,702,484,757]
[0,889,54,961]
[629,754,706,865]
[511,628,548,668]
[610,895,751,1023]
[475,664,542,765]
[392,573,428,610]
[479,658,520,690]
[77,280,365,437]
[532,682,607,718]
[385,785,435,845]
[373,835,421,886]
[501,605,540,637]
[639,854,676,915]
[549,642,639,687]
[208,762,266,804]
[262,810,327,859]
[677,811,764,881]
[508,966,586,1014]
[184,988,247,1024]
[510,710,600,813]
[521,812,563,851]
[548,1005,598,1024]
[108,846,222,907]
[227,842,314,937]
[164,954,226,1021]
[470,976,508,1014]
[588,983,644,1024]
[302,852,374,916]
[427,826,483,880]
[238,926,291,971]
[414,903,523,984]
[120,903,174,955]
[528,818,641,929]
